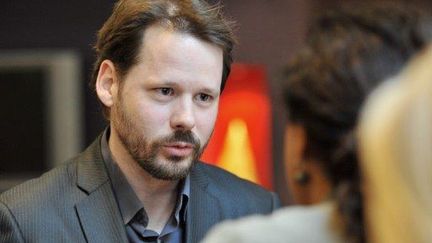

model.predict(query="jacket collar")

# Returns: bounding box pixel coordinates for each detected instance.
[75,136,109,193]
[186,163,223,243]
[74,135,129,242]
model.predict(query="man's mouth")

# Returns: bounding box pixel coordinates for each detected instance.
[162,142,195,158]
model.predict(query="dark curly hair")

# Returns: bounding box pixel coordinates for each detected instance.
[282,3,431,243]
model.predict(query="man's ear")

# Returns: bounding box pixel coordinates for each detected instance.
[95,60,120,108]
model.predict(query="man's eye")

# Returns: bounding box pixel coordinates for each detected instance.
[157,88,174,96]
[198,93,212,102]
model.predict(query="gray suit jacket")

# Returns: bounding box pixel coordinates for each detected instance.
[0,137,279,243]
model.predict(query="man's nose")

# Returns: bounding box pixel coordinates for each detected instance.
[170,98,195,131]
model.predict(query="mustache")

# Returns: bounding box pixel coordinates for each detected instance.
[161,130,200,147]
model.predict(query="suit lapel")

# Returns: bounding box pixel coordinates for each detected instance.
[74,137,128,243]
[75,183,128,243]
[186,164,223,243]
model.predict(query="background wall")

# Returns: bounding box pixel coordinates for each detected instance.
[1,0,431,203]
[0,0,117,141]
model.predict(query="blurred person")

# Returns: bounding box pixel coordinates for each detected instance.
[359,46,432,243]
[202,3,431,243]
[0,0,279,242]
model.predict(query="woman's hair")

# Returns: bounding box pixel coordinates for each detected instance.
[282,3,431,243]
[359,46,432,243]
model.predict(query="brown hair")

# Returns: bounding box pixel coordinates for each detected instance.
[283,3,431,243]
[91,0,235,118]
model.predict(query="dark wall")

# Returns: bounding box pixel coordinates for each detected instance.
[0,0,116,145]
[313,0,432,10]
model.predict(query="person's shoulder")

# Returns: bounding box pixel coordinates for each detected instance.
[0,153,95,242]
[0,159,79,211]
[194,162,271,194]
[203,202,342,243]
[202,208,284,243]
[193,162,279,212]
[264,202,334,227]
[210,205,325,233]
[0,137,102,208]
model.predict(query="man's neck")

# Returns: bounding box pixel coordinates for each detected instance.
[108,128,179,233]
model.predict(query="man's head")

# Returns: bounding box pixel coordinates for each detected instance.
[93,0,235,181]
[91,0,235,118]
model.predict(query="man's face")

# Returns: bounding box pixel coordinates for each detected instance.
[110,24,223,180]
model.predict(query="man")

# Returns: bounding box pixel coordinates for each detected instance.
[0,0,279,242]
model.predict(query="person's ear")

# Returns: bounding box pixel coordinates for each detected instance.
[95,60,120,108]
[284,123,310,203]
[284,123,307,170]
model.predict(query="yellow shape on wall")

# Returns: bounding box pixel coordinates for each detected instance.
[217,118,258,183]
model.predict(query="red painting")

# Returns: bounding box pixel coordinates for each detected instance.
[201,64,273,190]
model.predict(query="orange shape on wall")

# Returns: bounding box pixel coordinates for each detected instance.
[217,118,258,183]
[201,63,273,189]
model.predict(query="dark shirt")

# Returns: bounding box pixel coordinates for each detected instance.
[101,129,190,243]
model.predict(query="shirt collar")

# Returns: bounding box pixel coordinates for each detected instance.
[100,127,190,225]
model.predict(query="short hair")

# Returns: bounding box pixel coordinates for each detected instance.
[282,3,431,243]
[91,0,235,118]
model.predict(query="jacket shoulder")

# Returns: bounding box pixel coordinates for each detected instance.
[195,162,265,191]
[0,158,90,242]
[0,160,79,209]
[0,143,102,242]
[194,162,280,213]
[0,137,103,208]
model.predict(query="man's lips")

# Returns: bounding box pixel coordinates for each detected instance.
[162,142,195,157]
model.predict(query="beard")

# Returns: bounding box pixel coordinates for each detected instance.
[111,98,206,181]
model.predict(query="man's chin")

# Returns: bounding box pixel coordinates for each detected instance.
[138,157,195,180]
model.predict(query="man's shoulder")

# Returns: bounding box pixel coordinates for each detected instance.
[193,162,279,210]
[0,160,78,208]
[0,137,103,208]
[0,154,96,242]
[194,162,266,190]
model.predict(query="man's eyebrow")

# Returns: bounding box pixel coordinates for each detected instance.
[146,80,178,87]
[200,87,219,95]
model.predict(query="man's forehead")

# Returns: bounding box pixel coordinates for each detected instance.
[137,24,222,63]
